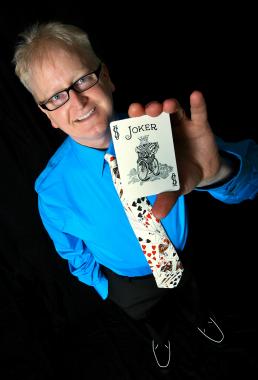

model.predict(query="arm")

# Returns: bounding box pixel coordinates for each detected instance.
[128,91,257,216]
[197,138,258,203]
[38,198,108,300]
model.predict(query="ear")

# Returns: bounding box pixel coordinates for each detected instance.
[50,122,59,129]
[38,104,49,116]
[38,104,59,129]
[101,63,115,92]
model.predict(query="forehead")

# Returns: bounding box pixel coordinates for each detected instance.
[30,46,92,101]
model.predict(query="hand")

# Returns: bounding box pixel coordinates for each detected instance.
[128,91,221,219]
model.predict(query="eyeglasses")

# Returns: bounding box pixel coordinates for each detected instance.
[39,63,102,111]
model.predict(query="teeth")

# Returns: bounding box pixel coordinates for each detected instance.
[77,107,95,121]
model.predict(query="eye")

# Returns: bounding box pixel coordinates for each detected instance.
[49,91,68,106]
[74,74,96,90]
[77,76,89,85]
[77,75,90,86]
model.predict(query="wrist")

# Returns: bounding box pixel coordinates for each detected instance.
[196,151,240,189]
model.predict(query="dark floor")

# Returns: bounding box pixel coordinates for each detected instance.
[75,300,257,380]
[1,258,257,380]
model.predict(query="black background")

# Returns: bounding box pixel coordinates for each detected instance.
[0,4,257,379]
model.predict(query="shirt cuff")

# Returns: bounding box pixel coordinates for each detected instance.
[94,274,109,300]
[196,150,241,190]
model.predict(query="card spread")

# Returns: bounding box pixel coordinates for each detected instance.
[110,112,180,199]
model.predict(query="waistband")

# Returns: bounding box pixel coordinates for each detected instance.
[101,265,154,281]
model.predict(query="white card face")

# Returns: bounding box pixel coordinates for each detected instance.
[110,112,180,199]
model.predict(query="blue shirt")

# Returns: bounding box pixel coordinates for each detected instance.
[35,136,258,299]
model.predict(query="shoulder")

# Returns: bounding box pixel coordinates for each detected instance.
[35,137,73,194]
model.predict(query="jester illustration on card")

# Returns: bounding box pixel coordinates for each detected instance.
[135,136,160,181]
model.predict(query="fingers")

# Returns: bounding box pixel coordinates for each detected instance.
[190,91,208,124]
[165,98,187,127]
[128,91,208,125]
[128,103,145,117]
[128,98,183,118]
[162,98,180,114]
[128,101,164,118]
[152,191,180,219]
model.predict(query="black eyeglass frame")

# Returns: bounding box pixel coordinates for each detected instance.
[39,63,102,111]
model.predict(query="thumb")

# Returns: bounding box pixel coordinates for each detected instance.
[190,91,208,124]
[152,191,180,219]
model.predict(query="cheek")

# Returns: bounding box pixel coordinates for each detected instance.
[47,111,67,129]
[47,115,58,129]
[101,88,114,112]
[97,80,114,100]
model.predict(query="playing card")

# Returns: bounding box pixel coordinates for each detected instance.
[110,112,180,199]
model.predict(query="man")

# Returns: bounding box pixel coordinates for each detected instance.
[13,21,258,370]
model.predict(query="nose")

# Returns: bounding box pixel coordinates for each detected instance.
[69,89,88,107]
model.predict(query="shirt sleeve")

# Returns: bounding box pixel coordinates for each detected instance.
[37,196,108,300]
[196,138,258,203]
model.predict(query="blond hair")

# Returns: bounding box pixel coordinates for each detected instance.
[13,21,100,93]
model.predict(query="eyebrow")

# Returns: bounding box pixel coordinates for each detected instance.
[40,71,89,105]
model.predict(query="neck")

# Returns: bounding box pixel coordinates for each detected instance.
[73,130,111,149]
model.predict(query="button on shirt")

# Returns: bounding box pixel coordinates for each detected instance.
[35,136,258,300]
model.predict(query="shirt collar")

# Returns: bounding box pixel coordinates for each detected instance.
[68,137,115,178]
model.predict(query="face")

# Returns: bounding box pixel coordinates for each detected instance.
[30,47,115,148]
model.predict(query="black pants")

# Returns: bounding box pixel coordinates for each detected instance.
[102,265,206,344]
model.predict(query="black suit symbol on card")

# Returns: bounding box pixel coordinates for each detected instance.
[171,173,178,186]
[112,125,120,140]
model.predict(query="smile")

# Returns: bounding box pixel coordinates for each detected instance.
[76,107,96,121]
